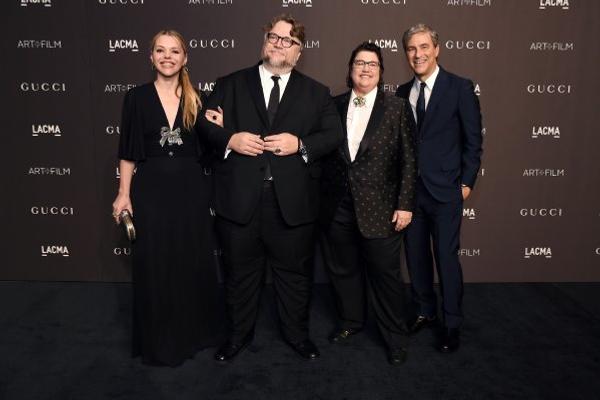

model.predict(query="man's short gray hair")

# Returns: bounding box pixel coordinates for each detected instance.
[402,23,439,51]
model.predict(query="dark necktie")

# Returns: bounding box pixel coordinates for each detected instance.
[264,75,280,180]
[416,81,426,132]
[267,75,280,126]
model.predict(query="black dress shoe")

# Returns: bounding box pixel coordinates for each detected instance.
[387,347,407,366]
[438,328,460,353]
[328,328,361,343]
[409,315,437,334]
[214,338,252,362]
[287,339,320,360]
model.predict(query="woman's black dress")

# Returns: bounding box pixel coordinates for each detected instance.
[118,82,223,367]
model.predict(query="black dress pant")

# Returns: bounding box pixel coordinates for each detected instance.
[216,181,315,344]
[321,194,409,349]
[404,179,464,329]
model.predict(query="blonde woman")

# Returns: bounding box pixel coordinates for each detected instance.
[112,30,223,366]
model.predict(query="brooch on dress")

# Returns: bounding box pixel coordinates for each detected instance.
[353,96,366,107]
[159,127,183,147]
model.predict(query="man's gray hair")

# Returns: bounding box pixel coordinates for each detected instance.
[402,23,439,51]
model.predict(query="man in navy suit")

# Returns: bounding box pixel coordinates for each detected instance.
[395,24,482,353]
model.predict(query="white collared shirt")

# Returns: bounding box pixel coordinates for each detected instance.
[259,64,291,106]
[347,87,377,162]
[224,65,292,159]
[408,65,440,123]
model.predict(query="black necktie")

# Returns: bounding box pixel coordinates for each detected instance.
[264,75,280,180]
[416,81,426,132]
[267,75,280,126]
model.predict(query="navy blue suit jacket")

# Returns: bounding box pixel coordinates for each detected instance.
[396,67,482,203]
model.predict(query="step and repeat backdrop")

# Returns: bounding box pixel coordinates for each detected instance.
[2,0,598,282]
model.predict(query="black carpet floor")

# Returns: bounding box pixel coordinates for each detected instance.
[1,282,599,400]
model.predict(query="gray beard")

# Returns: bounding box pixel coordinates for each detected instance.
[262,55,295,74]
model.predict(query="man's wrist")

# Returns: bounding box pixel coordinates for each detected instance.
[298,139,308,155]
[297,138,308,162]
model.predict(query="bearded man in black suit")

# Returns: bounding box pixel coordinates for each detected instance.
[199,14,343,362]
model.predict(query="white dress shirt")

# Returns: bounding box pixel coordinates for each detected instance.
[347,87,378,162]
[224,65,292,159]
[408,65,440,124]
[258,64,291,105]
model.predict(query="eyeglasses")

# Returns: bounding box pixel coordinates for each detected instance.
[266,32,301,49]
[353,60,380,69]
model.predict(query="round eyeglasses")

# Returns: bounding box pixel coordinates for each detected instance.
[266,32,301,49]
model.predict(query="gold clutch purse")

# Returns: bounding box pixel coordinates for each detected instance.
[119,210,136,242]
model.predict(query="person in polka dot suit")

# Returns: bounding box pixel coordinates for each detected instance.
[319,41,417,366]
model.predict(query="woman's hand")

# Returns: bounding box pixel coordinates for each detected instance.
[112,194,133,224]
[205,106,224,128]
[392,210,413,231]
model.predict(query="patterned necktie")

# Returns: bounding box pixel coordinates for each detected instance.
[416,81,426,132]
[353,96,366,107]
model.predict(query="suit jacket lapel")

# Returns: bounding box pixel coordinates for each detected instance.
[270,69,300,130]
[245,64,269,131]
[396,81,417,129]
[421,67,448,134]
[396,82,411,99]
[355,89,385,161]
[336,91,351,164]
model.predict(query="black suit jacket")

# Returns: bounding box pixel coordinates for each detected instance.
[198,64,343,226]
[320,89,417,239]
[396,67,482,203]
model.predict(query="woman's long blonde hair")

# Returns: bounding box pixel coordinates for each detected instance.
[150,30,201,131]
